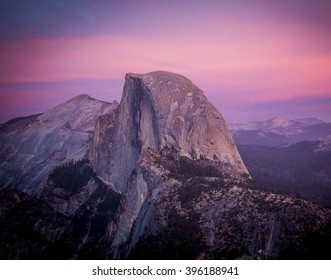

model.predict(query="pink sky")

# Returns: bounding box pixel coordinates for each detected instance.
[1,0,331,123]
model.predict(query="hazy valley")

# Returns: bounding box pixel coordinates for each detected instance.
[229,117,331,207]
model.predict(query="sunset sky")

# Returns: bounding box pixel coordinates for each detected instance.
[1,0,331,123]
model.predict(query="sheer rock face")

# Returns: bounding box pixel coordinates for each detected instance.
[129,71,248,175]
[89,107,120,184]
[0,94,117,195]
[90,71,249,190]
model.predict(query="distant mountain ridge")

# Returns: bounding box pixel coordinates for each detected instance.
[229,117,331,146]
[229,117,327,131]
[293,118,326,125]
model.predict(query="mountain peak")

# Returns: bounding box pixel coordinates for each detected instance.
[126,70,199,97]
[125,71,203,109]
[0,95,117,194]
[121,71,248,174]
[267,117,294,128]
[127,70,192,81]
[69,93,92,100]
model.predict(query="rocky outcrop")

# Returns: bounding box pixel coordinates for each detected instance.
[89,71,250,251]
[0,94,117,195]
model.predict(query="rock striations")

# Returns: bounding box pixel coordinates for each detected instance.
[0,71,331,260]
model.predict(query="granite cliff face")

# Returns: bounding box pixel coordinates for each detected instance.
[0,71,331,259]
[90,71,248,185]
